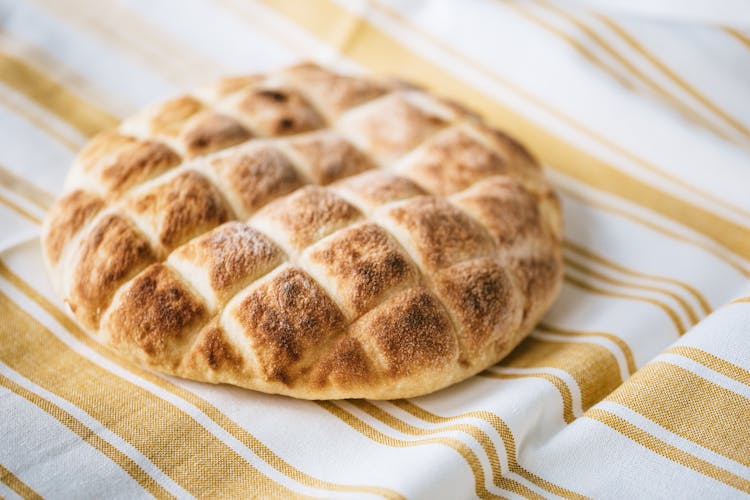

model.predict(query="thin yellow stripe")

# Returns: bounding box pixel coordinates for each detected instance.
[558,185,750,279]
[349,400,545,499]
[499,336,623,412]
[608,361,750,467]
[0,164,55,212]
[563,274,685,334]
[391,401,589,500]
[0,372,173,499]
[597,15,750,142]
[563,240,712,315]
[731,296,750,304]
[260,0,750,262]
[668,346,750,388]
[538,323,637,376]
[0,91,82,151]
[0,291,302,498]
[0,464,42,500]
[564,255,699,325]
[724,27,750,51]
[0,191,42,224]
[586,408,750,494]
[0,260,398,499]
[480,370,576,424]
[535,0,738,146]
[317,401,508,500]
[0,52,118,137]
[373,0,747,214]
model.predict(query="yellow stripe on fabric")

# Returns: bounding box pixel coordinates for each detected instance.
[534,0,738,146]
[538,323,637,376]
[607,361,750,467]
[586,408,750,494]
[0,464,42,500]
[564,274,685,334]
[563,240,712,315]
[667,346,750,391]
[731,297,750,304]
[500,336,623,412]
[0,91,82,151]
[564,256,699,325]
[0,291,304,498]
[0,373,172,499]
[260,0,750,262]
[0,164,55,212]
[558,185,750,278]
[596,15,750,143]
[724,28,750,51]
[0,191,42,225]
[0,52,118,137]
[368,0,750,221]
[391,401,589,500]
[317,401,512,500]
[349,401,544,499]
[0,261,399,499]
[480,371,576,424]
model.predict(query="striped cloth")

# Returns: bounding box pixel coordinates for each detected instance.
[1,0,749,498]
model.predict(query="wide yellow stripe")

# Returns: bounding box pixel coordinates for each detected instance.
[0,52,118,137]
[0,261,399,499]
[391,401,589,499]
[538,323,637,376]
[317,401,508,500]
[0,191,42,225]
[260,0,750,262]
[597,15,750,142]
[564,255,699,325]
[563,240,712,315]
[0,372,172,499]
[564,274,685,334]
[481,370,576,424]
[349,400,544,499]
[500,336,623,412]
[586,408,750,494]
[0,291,302,498]
[0,164,55,212]
[0,90,82,151]
[0,463,42,500]
[369,0,750,220]
[607,361,750,467]
[667,346,750,391]
[558,185,750,278]
[535,0,738,146]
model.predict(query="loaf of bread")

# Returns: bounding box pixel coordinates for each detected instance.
[41,63,562,399]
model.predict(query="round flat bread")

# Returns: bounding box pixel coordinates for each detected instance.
[41,63,563,399]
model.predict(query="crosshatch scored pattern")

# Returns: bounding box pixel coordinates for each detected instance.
[41,63,563,399]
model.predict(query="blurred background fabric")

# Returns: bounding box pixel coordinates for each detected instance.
[1,0,750,498]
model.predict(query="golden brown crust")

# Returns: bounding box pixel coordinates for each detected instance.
[305,223,418,317]
[254,186,362,251]
[43,190,105,266]
[236,87,325,136]
[181,113,252,157]
[233,267,346,384]
[129,170,231,251]
[69,213,156,329]
[384,196,495,270]
[43,63,562,400]
[103,263,207,366]
[98,140,182,198]
[210,145,303,217]
[352,288,458,376]
[173,221,284,303]
[286,131,375,184]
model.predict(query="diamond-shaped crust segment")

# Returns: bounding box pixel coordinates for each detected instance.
[42,63,563,400]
